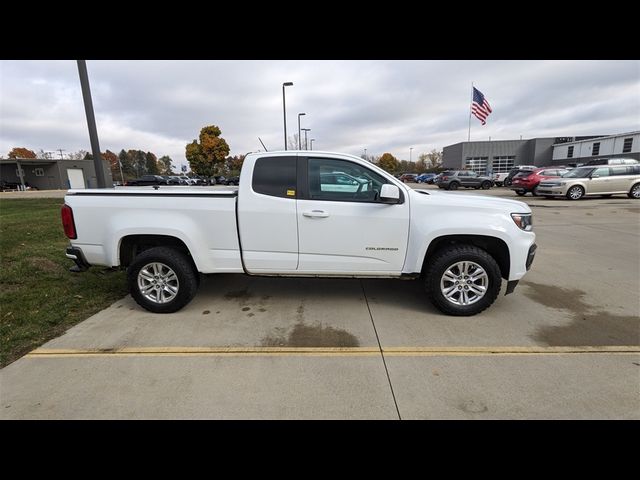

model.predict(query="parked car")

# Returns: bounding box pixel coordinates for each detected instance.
[226,176,240,186]
[1,180,20,191]
[125,175,168,186]
[584,157,639,166]
[416,173,437,183]
[511,167,570,196]
[536,164,640,200]
[61,150,537,316]
[434,170,493,190]
[503,166,537,187]
[493,172,509,186]
[399,173,418,183]
[162,176,181,185]
[213,175,227,185]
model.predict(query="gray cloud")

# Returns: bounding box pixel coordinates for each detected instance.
[1,60,638,170]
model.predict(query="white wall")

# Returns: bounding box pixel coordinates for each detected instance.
[552,132,639,160]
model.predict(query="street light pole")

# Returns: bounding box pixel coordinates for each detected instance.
[302,128,310,150]
[77,60,107,188]
[297,113,306,150]
[282,82,293,150]
[310,139,315,151]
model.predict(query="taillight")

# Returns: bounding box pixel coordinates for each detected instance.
[61,204,77,239]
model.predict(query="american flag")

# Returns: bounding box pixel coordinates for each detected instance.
[471,87,492,125]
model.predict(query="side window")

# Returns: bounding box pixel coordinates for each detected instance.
[252,156,297,198]
[593,167,610,177]
[308,158,389,202]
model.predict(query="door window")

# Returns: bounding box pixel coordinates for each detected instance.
[593,167,610,177]
[308,158,389,202]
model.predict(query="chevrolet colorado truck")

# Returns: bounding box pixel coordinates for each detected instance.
[61,151,537,316]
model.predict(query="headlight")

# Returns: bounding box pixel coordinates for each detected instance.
[511,213,533,231]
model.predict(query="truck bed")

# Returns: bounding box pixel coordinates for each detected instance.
[65,186,243,272]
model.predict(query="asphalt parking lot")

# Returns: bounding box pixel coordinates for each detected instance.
[2,185,639,419]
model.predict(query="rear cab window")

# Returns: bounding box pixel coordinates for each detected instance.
[252,156,297,198]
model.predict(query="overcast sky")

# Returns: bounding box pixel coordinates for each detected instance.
[1,60,639,170]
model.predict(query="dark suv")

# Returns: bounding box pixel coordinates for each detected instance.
[434,170,493,190]
[125,175,168,186]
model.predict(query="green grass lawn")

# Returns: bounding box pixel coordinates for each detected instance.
[1,198,127,366]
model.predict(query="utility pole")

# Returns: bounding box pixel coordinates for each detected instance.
[77,60,107,188]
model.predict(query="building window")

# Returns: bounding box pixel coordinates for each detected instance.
[34,168,44,176]
[491,156,515,173]
[592,142,600,156]
[622,138,633,153]
[567,146,574,158]
[465,157,488,174]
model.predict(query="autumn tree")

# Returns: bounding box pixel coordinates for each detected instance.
[226,154,245,176]
[102,150,120,179]
[158,155,173,175]
[186,125,230,176]
[8,147,36,159]
[377,152,399,173]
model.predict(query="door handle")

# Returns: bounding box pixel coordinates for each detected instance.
[303,210,330,218]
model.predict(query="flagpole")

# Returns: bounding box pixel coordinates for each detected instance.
[468,82,473,142]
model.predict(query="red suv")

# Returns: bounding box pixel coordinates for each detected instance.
[511,167,569,196]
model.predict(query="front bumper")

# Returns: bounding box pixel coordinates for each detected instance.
[505,244,536,295]
[536,185,566,196]
[66,246,91,272]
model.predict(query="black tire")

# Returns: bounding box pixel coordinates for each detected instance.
[424,244,502,316]
[515,190,526,196]
[448,182,459,191]
[566,185,584,200]
[481,181,491,190]
[532,186,539,197]
[628,183,640,199]
[127,246,199,313]
[504,179,512,187]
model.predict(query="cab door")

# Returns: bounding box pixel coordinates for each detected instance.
[296,156,410,274]
[237,156,299,272]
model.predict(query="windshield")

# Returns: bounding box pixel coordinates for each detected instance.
[562,167,595,178]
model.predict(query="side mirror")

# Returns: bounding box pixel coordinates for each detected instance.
[380,184,401,204]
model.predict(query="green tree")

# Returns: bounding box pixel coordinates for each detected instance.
[377,152,399,174]
[118,149,135,179]
[425,149,443,170]
[145,151,159,175]
[185,125,230,176]
[7,147,36,159]
[158,155,173,175]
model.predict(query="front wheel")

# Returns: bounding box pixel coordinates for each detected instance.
[448,182,459,191]
[424,245,502,316]
[128,246,199,313]
[481,181,491,190]
[628,183,640,199]
[566,185,584,200]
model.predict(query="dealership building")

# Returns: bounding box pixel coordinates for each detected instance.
[442,131,639,174]
[0,157,113,190]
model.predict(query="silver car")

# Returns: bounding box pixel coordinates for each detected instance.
[537,164,640,200]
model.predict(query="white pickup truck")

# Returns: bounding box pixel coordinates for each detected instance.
[61,151,537,316]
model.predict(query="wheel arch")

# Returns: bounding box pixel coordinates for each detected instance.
[119,234,198,271]
[421,234,510,280]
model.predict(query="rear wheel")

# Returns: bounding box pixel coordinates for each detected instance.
[448,182,459,191]
[567,185,584,200]
[532,186,539,197]
[424,245,502,316]
[128,247,199,313]
[628,183,640,199]
[481,181,491,190]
